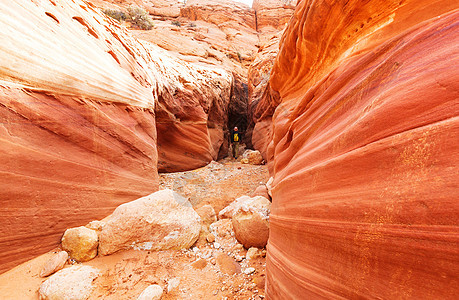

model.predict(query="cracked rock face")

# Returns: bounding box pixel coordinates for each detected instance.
[258,0,459,298]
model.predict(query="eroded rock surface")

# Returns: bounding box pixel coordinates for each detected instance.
[258,0,459,298]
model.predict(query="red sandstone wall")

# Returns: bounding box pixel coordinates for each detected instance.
[261,0,459,298]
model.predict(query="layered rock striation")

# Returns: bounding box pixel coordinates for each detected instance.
[0,0,232,273]
[252,0,297,34]
[256,0,459,298]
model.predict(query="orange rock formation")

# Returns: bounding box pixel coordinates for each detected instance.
[252,0,459,298]
[0,0,233,273]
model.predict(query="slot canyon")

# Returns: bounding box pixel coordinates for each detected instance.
[0,0,457,299]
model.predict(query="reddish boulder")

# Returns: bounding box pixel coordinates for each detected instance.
[232,210,269,249]
[261,0,459,299]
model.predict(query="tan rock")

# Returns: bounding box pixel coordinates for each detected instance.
[191,258,208,270]
[206,233,216,243]
[232,200,270,248]
[38,265,99,300]
[39,251,69,278]
[167,278,180,293]
[240,158,249,164]
[219,195,271,219]
[99,189,201,255]
[195,205,217,227]
[137,284,163,300]
[209,219,233,237]
[246,247,264,260]
[61,226,98,262]
[215,253,241,275]
[266,177,274,198]
[252,275,266,289]
[251,185,270,201]
[243,150,264,165]
[85,221,105,232]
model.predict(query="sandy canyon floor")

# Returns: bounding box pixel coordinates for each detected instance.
[0,157,269,299]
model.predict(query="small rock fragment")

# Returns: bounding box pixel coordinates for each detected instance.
[246,247,263,260]
[137,284,163,300]
[251,185,271,201]
[206,233,215,243]
[167,278,180,293]
[266,177,274,198]
[216,253,241,275]
[191,259,207,269]
[209,219,233,237]
[253,275,266,289]
[195,205,217,227]
[243,267,256,275]
[61,226,98,262]
[39,251,68,278]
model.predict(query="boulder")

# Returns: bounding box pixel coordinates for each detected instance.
[61,227,98,262]
[137,284,163,300]
[39,251,69,278]
[218,195,271,219]
[242,150,264,165]
[38,265,100,300]
[232,209,269,248]
[98,189,201,255]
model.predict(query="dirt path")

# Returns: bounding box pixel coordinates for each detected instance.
[0,158,269,299]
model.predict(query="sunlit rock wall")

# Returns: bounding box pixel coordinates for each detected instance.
[261,0,459,298]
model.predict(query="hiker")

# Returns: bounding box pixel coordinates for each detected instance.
[231,126,240,158]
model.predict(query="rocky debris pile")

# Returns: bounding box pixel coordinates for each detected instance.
[2,160,271,299]
[38,265,100,300]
